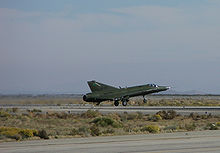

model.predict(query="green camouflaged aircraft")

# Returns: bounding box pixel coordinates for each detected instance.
[83,80,170,106]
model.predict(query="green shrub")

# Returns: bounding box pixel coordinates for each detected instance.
[19,129,34,138]
[70,128,79,136]
[0,127,20,139]
[216,122,220,126]
[31,109,42,112]
[141,125,160,133]
[0,135,6,140]
[78,126,90,137]
[124,125,133,133]
[206,123,218,130]
[103,128,115,134]
[156,110,177,120]
[148,114,162,122]
[119,113,128,122]
[127,113,138,120]
[19,129,37,138]
[0,127,37,140]
[106,113,121,121]
[38,129,49,139]
[54,112,69,119]
[90,125,100,136]
[201,115,208,119]
[184,123,197,131]
[32,130,38,136]
[137,112,143,119]
[189,113,201,120]
[92,117,122,128]
[0,111,11,117]
[9,134,22,141]
[81,110,101,118]
[12,108,19,113]
[164,125,178,131]
[92,117,113,127]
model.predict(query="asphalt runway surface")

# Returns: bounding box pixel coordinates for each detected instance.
[1,130,220,153]
[1,104,220,115]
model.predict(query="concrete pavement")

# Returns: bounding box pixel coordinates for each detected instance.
[1,130,220,153]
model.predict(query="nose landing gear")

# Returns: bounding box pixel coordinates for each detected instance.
[114,98,129,106]
[143,95,147,103]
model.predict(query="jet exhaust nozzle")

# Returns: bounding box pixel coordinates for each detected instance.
[83,95,88,101]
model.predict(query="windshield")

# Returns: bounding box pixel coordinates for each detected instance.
[147,84,158,87]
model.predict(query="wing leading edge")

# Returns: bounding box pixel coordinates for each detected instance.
[87,80,118,93]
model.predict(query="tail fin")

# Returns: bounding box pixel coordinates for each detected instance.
[87,80,118,92]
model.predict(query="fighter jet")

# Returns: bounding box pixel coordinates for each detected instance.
[83,80,170,106]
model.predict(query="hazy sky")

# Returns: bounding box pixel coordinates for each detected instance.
[0,0,220,94]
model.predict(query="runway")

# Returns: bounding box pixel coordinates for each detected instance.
[0,130,220,153]
[1,104,220,115]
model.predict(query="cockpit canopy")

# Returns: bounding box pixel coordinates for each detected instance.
[147,84,158,87]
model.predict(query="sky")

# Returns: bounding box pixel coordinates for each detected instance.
[0,0,220,94]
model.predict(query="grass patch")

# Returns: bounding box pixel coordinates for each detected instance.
[148,114,162,122]
[156,110,177,120]
[81,110,101,118]
[1,104,220,141]
[141,125,160,133]
[92,117,122,128]
[0,127,38,140]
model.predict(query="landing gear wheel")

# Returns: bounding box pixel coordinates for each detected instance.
[114,101,119,106]
[96,102,100,106]
[143,95,147,103]
[122,100,127,106]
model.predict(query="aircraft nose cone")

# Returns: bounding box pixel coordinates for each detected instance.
[166,86,171,90]
[158,86,170,91]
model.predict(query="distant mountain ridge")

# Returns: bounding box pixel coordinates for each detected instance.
[158,89,207,95]
[0,94,83,98]
[0,91,219,97]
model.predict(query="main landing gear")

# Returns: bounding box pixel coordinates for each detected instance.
[114,100,119,106]
[122,99,128,106]
[114,99,129,106]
